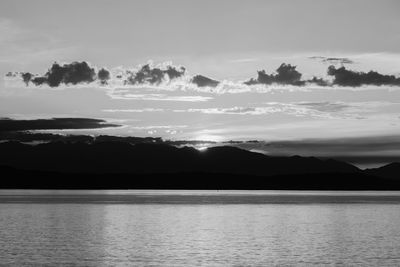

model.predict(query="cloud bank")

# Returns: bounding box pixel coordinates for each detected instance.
[223,135,400,168]
[22,62,96,87]
[244,63,306,86]
[191,75,220,88]
[107,101,389,120]
[124,64,186,85]
[327,66,400,87]
[6,60,400,94]
[0,118,119,132]
[173,101,358,119]
[6,61,190,88]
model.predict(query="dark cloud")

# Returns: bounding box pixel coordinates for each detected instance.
[275,63,303,85]
[8,60,400,89]
[244,63,305,86]
[306,77,329,86]
[10,62,186,88]
[165,66,186,79]
[264,136,400,153]
[97,68,111,85]
[328,65,400,87]
[5,72,16,77]
[0,131,164,144]
[244,62,400,87]
[0,118,119,133]
[28,61,96,87]
[191,75,220,87]
[124,64,185,85]
[31,76,47,86]
[21,72,33,86]
[309,56,354,64]
[325,57,354,64]
[6,71,36,86]
[0,131,219,145]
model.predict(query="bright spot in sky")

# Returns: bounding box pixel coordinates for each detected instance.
[193,134,223,142]
[197,146,209,152]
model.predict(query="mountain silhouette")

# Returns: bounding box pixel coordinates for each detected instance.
[0,141,398,189]
[0,141,359,174]
[365,163,400,180]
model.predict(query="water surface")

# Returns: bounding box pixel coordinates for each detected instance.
[1,190,400,266]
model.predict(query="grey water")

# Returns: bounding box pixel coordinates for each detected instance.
[1,190,400,266]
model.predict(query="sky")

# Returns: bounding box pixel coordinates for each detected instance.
[1,0,400,167]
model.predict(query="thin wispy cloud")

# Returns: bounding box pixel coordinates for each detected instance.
[183,104,335,118]
[129,125,187,130]
[297,102,350,113]
[99,101,399,127]
[166,101,400,126]
[106,92,213,102]
[309,56,355,65]
[102,108,164,113]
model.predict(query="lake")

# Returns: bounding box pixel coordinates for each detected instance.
[1,190,400,266]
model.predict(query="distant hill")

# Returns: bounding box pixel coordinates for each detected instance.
[365,163,400,180]
[0,141,360,175]
[0,141,398,189]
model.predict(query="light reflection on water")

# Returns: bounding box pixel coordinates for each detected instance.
[1,190,400,266]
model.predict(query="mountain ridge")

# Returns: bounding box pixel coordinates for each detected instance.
[0,141,399,189]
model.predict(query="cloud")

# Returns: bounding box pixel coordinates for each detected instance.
[124,64,186,85]
[107,90,213,102]
[244,63,330,86]
[191,75,220,88]
[306,77,329,86]
[173,101,398,120]
[244,63,305,86]
[21,72,33,86]
[297,102,350,113]
[129,125,187,130]
[175,103,337,118]
[6,60,400,95]
[7,61,187,88]
[102,108,164,113]
[309,56,354,64]
[287,101,397,119]
[242,63,400,88]
[327,65,400,87]
[22,62,96,87]
[265,135,400,153]
[101,101,392,119]
[0,118,119,132]
[181,107,260,115]
[97,68,111,85]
